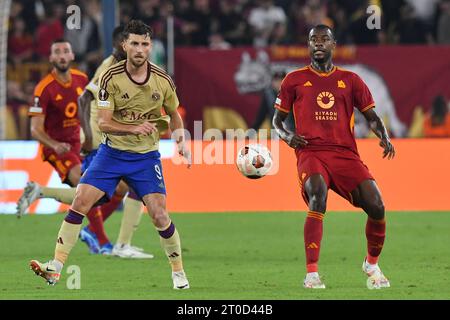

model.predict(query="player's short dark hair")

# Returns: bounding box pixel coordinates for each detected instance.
[309,24,335,39]
[113,25,125,42]
[123,20,153,39]
[51,38,70,46]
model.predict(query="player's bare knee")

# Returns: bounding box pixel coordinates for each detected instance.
[71,195,92,213]
[146,197,169,228]
[308,193,327,213]
[366,199,385,220]
[373,201,385,219]
[151,206,169,228]
[68,175,80,187]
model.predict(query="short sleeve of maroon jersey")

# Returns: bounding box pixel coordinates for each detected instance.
[352,74,375,112]
[29,84,51,116]
[274,74,295,113]
[79,74,88,89]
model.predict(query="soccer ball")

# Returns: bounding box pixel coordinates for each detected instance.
[236,144,273,179]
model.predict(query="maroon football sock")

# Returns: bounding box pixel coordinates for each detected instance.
[87,206,110,246]
[304,211,324,273]
[365,217,386,264]
[100,193,123,222]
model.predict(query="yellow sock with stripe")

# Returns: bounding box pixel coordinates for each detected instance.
[116,197,143,245]
[54,209,85,264]
[41,187,76,205]
[157,221,183,272]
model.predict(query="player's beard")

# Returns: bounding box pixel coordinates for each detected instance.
[130,56,146,68]
[52,61,70,73]
[312,50,332,64]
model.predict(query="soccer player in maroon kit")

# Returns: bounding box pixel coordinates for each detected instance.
[28,40,88,185]
[273,25,395,289]
[26,39,114,254]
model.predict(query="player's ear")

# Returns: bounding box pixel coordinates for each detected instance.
[48,46,54,62]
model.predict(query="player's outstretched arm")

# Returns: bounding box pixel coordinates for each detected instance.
[272,109,308,149]
[97,109,157,136]
[167,108,191,168]
[363,108,395,160]
[78,90,94,153]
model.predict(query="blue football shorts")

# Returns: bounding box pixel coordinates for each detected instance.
[80,143,166,201]
[81,149,98,174]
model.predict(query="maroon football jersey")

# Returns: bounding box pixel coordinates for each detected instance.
[29,69,88,145]
[275,65,375,154]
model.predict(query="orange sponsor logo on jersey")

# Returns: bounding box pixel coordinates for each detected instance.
[55,94,63,101]
[316,91,335,109]
[315,111,337,121]
[63,118,79,128]
[303,81,313,87]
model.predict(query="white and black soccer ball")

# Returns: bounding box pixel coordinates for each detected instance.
[236,144,273,179]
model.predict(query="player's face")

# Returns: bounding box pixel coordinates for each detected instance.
[49,42,74,72]
[308,29,336,63]
[123,33,152,68]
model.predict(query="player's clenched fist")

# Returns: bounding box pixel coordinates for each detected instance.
[287,133,308,149]
[53,142,71,155]
[131,122,157,135]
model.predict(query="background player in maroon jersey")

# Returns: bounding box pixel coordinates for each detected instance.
[28,39,87,186]
[273,25,395,289]
[22,39,114,254]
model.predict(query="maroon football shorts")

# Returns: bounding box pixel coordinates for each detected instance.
[296,147,374,207]
[41,143,82,184]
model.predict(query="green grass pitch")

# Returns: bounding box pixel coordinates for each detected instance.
[1,211,449,299]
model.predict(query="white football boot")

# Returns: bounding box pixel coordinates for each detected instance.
[17,182,42,218]
[303,272,326,289]
[172,270,190,290]
[30,260,61,285]
[112,243,154,259]
[362,258,390,289]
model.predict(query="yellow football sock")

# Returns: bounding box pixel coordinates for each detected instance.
[157,222,183,272]
[116,197,143,245]
[41,187,76,205]
[54,210,84,264]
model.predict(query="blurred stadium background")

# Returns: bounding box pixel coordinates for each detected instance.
[0,0,449,299]
[1,0,450,214]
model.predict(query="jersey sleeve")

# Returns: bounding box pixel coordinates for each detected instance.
[85,64,104,95]
[163,81,180,114]
[274,75,294,113]
[80,74,89,89]
[352,74,375,112]
[29,84,50,117]
[97,70,116,111]
[85,80,98,96]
